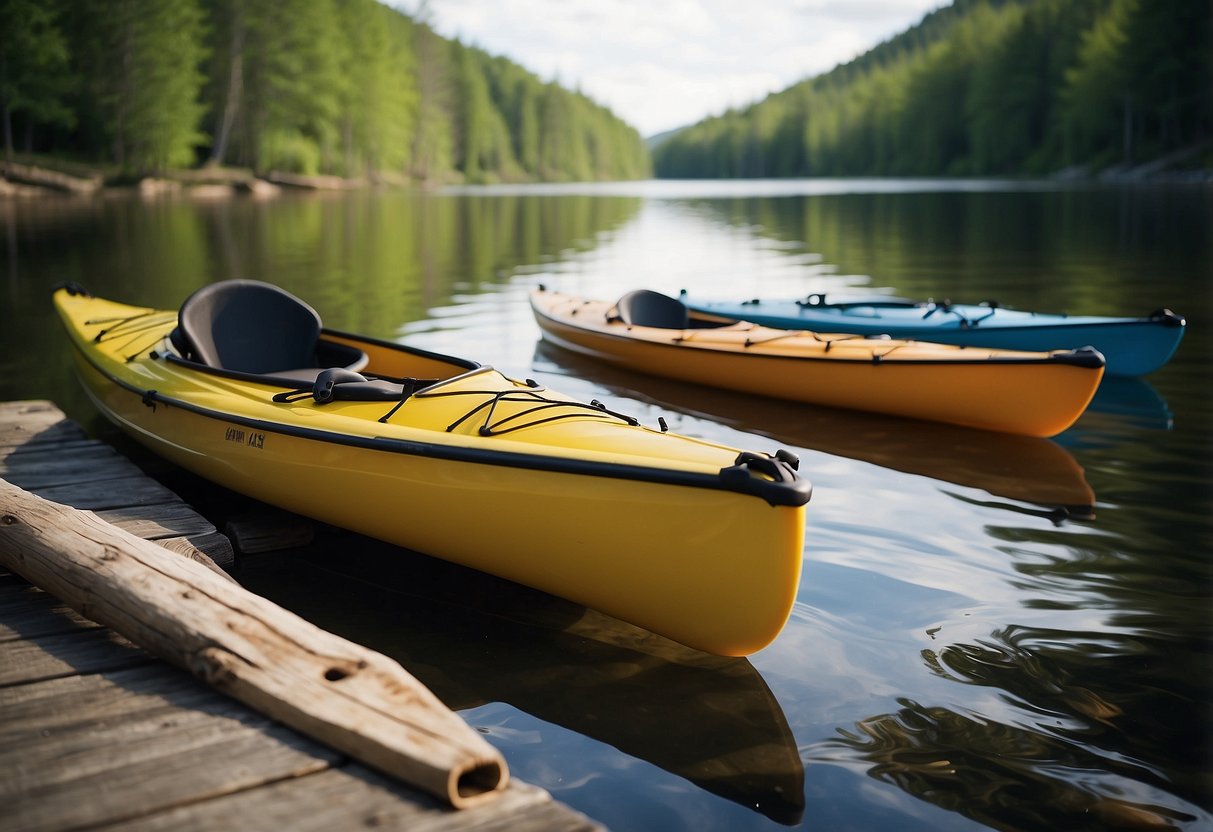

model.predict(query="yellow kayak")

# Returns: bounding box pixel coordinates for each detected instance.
[531,287,1105,437]
[53,280,811,657]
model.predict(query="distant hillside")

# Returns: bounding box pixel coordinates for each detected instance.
[1,0,650,183]
[653,0,1212,178]
[645,126,685,151]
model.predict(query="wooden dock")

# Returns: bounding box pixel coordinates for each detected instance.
[0,401,599,831]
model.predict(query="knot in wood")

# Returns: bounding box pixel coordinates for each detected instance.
[324,659,364,682]
[191,645,239,687]
[1,514,18,525]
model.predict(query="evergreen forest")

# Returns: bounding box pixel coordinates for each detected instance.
[654,0,1212,178]
[0,0,651,183]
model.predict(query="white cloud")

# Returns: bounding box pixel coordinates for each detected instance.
[396,0,945,136]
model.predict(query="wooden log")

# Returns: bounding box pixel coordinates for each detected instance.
[0,478,508,808]
[0,162,102,194]
[185,183,236,200]
[235,178,281,198]
[263,170,359,190]
[137,178,182,197]
[0,178,44,198]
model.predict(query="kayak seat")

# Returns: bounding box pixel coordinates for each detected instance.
[173,279,367,379]
[616,289,689,330]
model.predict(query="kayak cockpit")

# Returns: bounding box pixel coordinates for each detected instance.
[613,289,738,330]
[162,279,479,401]
[169,279,369,382]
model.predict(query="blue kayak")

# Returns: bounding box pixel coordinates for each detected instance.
[680,292,1185,377]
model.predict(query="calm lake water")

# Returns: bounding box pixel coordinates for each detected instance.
[2,180,1210,830]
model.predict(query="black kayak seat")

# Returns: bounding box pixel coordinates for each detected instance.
[174,279,367,377]
[616,289,689,330]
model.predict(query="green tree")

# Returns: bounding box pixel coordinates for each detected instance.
[337,0,417,178]
[0,0,74,160]
[483,56,540,176]
[85,0,209,173]
[452,41,517,182]
[654,0,1210,179]
[32,0,647,183]
[410,18,454,182]
[1061,0,1136,165]
[236,0,344,174]
[1118,0,1212,160]
[202,0,246,166]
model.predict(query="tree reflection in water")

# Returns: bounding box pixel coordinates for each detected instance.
[812,623,1210,830]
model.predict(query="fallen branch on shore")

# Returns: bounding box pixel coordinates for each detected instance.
[0,161,102,194]
[263,170,362,190]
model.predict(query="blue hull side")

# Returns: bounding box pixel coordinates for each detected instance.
[684,298,1185,376]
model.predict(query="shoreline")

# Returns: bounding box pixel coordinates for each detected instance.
[0,161,373,201]
[3,159,1209,201]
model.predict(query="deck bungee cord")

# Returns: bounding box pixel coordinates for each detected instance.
[419,383,641,437]
[672,323,911,359]
[270,370,644,436]
[86,310,177,362]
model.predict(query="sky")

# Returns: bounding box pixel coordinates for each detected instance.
[400,0,947,138]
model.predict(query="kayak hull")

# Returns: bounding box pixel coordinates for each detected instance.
[532,288,1104,438]
[55,287,809,657]
[683,296,1185,377]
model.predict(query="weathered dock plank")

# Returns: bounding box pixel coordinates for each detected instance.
[0,642,597,831]
[30,474,188,511]
[0,400,73,424]
[0,402,234,567]
[224,509,316,554]
[0,450,148,489]
[96,501,220,540]
[0,442,126,469]
[0,584,101,640]
[0,628,151,687]
[0,401,86,450]
[112,768,589,832]
[0,436,97,456]
[0,561,599,832]
[0,664,338,832]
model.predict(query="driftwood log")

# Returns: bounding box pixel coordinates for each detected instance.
[0,477,507,809]
[0,161,102,194]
